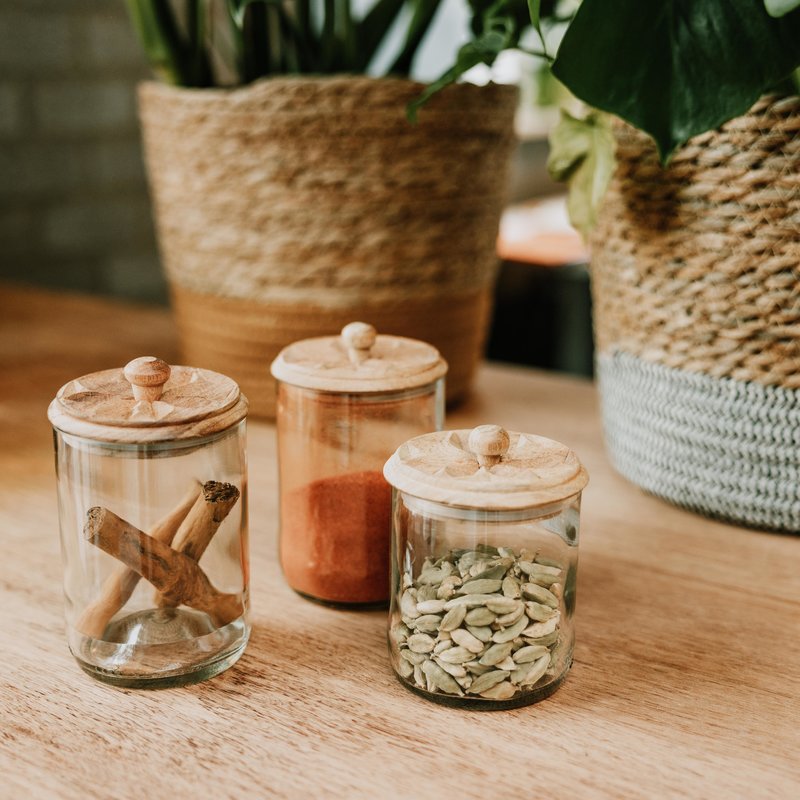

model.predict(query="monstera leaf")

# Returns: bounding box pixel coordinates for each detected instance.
[551,0,800,161]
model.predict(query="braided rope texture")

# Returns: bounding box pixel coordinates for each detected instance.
[138,77,517,417]
[592,95,800,388]
[598,351,800,532]
[139,76,518,305]
[171,284,491,418]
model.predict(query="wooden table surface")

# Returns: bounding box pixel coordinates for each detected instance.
[1,284,798,799]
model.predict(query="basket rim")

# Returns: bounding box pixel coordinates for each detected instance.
[137,74,520,104]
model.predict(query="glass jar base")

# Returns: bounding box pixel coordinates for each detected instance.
[291,587,388,611]
[70,610,249,689]
[395,659,571,711]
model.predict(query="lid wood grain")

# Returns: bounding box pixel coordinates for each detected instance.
[383,425,589,510]
[48,357,248,443]
[270,322,447,393]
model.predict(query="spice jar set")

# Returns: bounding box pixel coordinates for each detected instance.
[49,324,587,708]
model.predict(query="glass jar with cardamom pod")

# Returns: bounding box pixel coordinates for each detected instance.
[383,424,588,709]
[271,322,446,608]
[48,356,249,688]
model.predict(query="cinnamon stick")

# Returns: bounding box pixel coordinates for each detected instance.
[84,507,243,628]
[76,482,201,638]
[155,480,240,608]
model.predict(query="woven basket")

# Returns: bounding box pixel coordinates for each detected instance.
[591,94,800,532]
[138,76,518,417]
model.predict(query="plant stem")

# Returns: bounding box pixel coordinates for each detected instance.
[243,1,270,80]
[518,46,554,61]
[336,0,357,70]
[126,0,188,85]
[321,0,337,71]
[186,0,214,86]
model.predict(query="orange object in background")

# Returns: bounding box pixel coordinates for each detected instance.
[496,197,588,267]
[489,195,594,377]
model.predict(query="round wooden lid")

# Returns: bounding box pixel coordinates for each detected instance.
[270,322,448,393]
[383,424,588,510]
[47,356,248,443]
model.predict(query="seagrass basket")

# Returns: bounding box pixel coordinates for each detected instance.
[138,76,518,417]
[591,95,800,532]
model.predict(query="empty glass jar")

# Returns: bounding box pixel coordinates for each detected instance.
[384,424,588,709]
[271,322,446,607]
[48,356,249,688]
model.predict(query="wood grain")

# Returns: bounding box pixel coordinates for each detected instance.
[383,423,589,509]
[48,356,247,443]
[1,283,798,799]
[270,319,448,393]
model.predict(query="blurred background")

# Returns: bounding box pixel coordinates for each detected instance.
[0,0,593,376]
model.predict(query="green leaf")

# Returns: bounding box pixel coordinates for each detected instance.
[229,0,311,77]
[407,2,529,120]
[551,0,800,162]
[125,0,186,85]
[390,0,443,75]
[526,0,546,54]
[336,0,358,70]
[547,109,616,238]
[294,0,312,42]
[281,4,316,71]
[186,0,214,86]
[468,0,532,37]
[406,26,513,121]
[227,0,265,27]
[765,0,800,16]
[357,0,407,70]
[242,1,270,79]
[321,0,337,70]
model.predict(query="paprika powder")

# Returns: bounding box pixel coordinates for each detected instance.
[280,470,392,605]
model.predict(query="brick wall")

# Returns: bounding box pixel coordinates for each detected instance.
[0,0,166,301]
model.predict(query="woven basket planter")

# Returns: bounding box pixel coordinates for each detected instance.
[591,95,800,532]
[138,76,518,417]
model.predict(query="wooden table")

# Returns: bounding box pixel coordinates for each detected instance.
[1,284,797,799]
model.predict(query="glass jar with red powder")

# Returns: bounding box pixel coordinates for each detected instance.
[271,322,446,607]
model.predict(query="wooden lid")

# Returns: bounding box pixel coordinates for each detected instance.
[270,322,448,393]
[383,424,589,510]
[47,356,248,443]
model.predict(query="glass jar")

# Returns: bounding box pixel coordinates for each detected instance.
[271,322,446,607]
[384,424,588,709]
[47,356,250,688]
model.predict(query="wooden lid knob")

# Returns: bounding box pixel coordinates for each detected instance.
[468,425,510,467]
[123,357,171,402]
[341,322,377,364]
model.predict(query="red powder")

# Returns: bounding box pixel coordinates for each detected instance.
[280,470,393,605]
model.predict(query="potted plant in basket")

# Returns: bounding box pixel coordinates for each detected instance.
[542,0,800,531]
[126,0,556,417]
